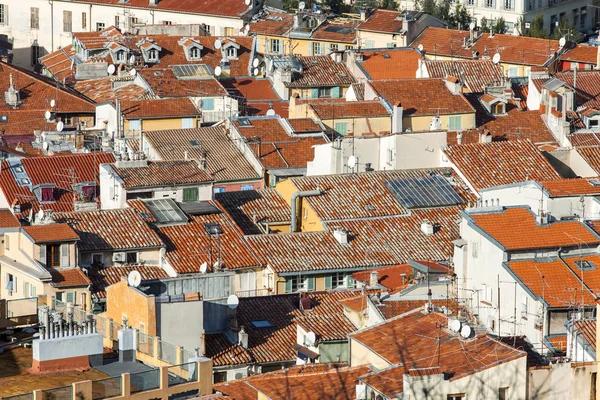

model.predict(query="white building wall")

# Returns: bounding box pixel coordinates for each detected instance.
[99,164,126,209]
[394,131,446,169]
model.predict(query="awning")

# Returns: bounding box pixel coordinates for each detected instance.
[291,343,320,359]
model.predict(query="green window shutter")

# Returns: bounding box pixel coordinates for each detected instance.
[203,98,214,110]
[334,122,349,135]
[23,281,26,295]
[331,86,340,98]
[448,116,462,131]
[311,88,319,99]
[307,276,315,291]
[346,276,356,288]
[31,285,36,297]
[284,278,293,293]
[182,118,194,129]
[60,244,69,267]
[183,187,199,202]
[66,291,75,304]
[326,44,332,54]
[256,36,260,52]
[324,275,332,290]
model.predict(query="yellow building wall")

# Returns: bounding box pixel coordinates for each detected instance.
[349,338,392,369]
[124,117,200,136]
[357,30,406,48]
[404,112,476,132]
[103,279,157,336]
[257,34,353,57]
[275,178,323,233]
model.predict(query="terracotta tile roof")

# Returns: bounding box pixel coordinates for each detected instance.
[352,264,414,292]
[376,299,458,319]
[248,11,294,36]
[443,140,561,192]
[359,9,404,33]
[143,127,259,183]
[71,0,251,18]
[290,168,472,221]
[0,152,115,217]
[423,59,503,93]
[561,44,598,65]
[568,132,600,147]
[469,207,600,251]
[411,27,560,66]
[231,117,328,170]
[109,160,213,189]
[287,118,323,133]
[338,294,370,313]
[351,83,365,100]
[221,78,280,101]
[23,223,79,243]
[215,364,371,400]
[573,320,596,351]
[73,78,151,103]
[215,188,290,235]
[576,147,600,175]
[360,364,407,398]
[285,56,355,88]
[39,45,78,86]
[55,208,164,251]
[7,142,44,157]
[546,335,567,352]
[554,71,600,110]
[311,20,361,44]
[139,69,227,98]
[120,98,199,119]
[357,48,421,80]
[204,333,252,366]
[351,311,526,379]
[539,178,600,197]
[511,83,529,110]
[369,78,475,116]
[245,100,289,117]
[49,268,92,288]
[309,100,389,119]
[88,264,168,299]
[0,209,20,228]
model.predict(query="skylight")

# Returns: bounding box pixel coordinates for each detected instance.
[251,320,273,328]
[575,260,596,272]
[238,118,252,127]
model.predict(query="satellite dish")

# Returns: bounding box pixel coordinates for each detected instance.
[450,319,461,332]
[214,39,222,49]
[253,67,259,76]
[129,68,137,77]
[244,0,250,5]
[56,121,64,132]
[37,209,44,221]
[107,64,116,75]
[214,66,222,77]
[252,58,259,68]
[227,294,239,309]
[50,99,56,108]
[129,55,136,65]
[559,37,566,48]
[492,53,501,64]
[460,324,472,338]
[305,331,316,346]
[128,270,142,287]
[199,261,208,274]
[417,44,424,52]
[266,109,276,116]
[44,110,52,121]
[299,1,305,9]
[469,22,475,30]
[42,141,49,151]
[347,155,357,169]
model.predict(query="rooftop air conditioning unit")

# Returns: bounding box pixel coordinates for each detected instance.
[113,252,127,262]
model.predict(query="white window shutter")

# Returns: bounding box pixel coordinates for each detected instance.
[60,244,69,267]
[40,244,46,265]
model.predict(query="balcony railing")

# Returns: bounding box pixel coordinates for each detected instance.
[235,288,272,298]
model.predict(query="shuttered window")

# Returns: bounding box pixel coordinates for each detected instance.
[183,187,198,202]
[30,7,39,29]
[0,5,8,25]
[82,12,87,30]
[448,116,462,131]
[63,11,72,32]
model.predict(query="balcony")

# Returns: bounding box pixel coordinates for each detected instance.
[235,288,272,298]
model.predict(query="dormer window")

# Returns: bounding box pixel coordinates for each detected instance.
[190,47,200,59]
[492,103,505,115]
[116,50,125,62]
[41,187,54,202]
[148,49,158,61]
[226,47,236,59]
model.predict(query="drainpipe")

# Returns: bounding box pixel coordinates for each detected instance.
[290,190,321,232]
[48,0,54,52]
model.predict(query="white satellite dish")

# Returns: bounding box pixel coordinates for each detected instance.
[50,99,56,108]
[559,37,566,48]
[460,324,472,338]
[37,209,44,221]
[129,55,136,65]
[44,110,52,121]
[214,39,222,49]
[299,1,305,9]
[450,319,461,333]
[214,66,222,77]
[253,67,259,76]
[347,155,357,169]
[199,261,208,274]
[266,109,276,116]
[227,294,239,309]
[492,53,501,64]
[305,331,316,346]
[129,68,137,77]
[128,270,142,287]
[107,64,116,75]
[56,121,64,132]
[417,44,424,52]
[252,58,259,68]
[42,141,49,151]
[469,22,475,31]
[244,0,251,5]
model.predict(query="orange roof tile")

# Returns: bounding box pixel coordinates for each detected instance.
[0,209,20,228]
[424,59,503,93]
[554,71,600,110]
[546,335,567,352]
[285,56,355,88]
[139,69,227,98]
[573,320,596,351]
[540,178,600,197]
[221,78,280,101]
[359,9,404,33]
[73,77,151,103]
[204,333,252,366]
[376,299,459,319]
[352,264,414,292]
[561,44,599,65]
[576,147,600,175]
[23,224,79,243]
[311,20,360,44]
[109,160,213,189]
[120,98,199,119]
[310,100,389,119]
[358,48,421,80]
[470,207,600,251]
[248,12,294,36]
[49,268,91,288]
[39,45,78,86]
[287,118,323,133]
[71,0,251,18]
[88,264,168,299]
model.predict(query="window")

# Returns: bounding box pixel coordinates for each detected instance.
[492,103,505,115]
[183,187,199,202]
[331,272,345,288]
[364,40,375,48]
[4,234,9,250]
[345,45,353,50]
[31,45,42,67]
[499,387,509,400]
[115,15,120,28]
[504,0,513,9]
[214,187,226,194]
[285,276,315,293]
[116,50,125,62]
[318,87,331,98]
[581,7,587,28]
[126,252,138,264]
[270,39,281,54]
[41,187,54,202]
[92,254,103,266]
[387,148,394,163]
[0,5,8,25]
[30,7,39,29]
[250,320,273,328]
[82,185,95,201]
[589,119,599,128]
[96,22,105,32]
[387,43,396,48]
[329,43,338,52]
[56,291,63,301]
[22,281,29,298]
[241,184,254,191]
[203,98,214,111]
[447,395,465,400]
[448,116,462,130]
[82,12,87,30]
[334,122,349,135]
[550,15,557,34]
[312,42,324,56]
[466,0,475,5]
[5,273,16,294]
[226,47,236,58]
[129,119,141,132]
[148,49,158,61]
[46,244,61,267]
[182,118,194,129]
[224,27,235,36]
[30,284,36,297]
[66,291,76,304]
[484,0,493,7]
[63,11,72,32]
[521,297,528,318]
[161,20,172,25]
[214,371,227,383]
[190,47,200,59]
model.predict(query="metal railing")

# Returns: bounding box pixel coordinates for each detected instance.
[158,340,177,364]
[41,385,72,400]
[129,369,160,394]
[91,377,121,399]
[235,288,272,298]
[137,332,154,357]
[6,297,37,318]
[110,321,123,340]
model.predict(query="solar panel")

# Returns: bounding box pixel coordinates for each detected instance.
[385,175,464,209]
[171,64,212,80]
[142,198,188,224]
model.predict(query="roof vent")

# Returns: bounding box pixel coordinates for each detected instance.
[421,219,434,236]
[333,227,348,244]
[5,74,21,109]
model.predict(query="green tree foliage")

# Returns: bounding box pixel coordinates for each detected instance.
[380,0,398,10]
[450,3,471,30]
[552,16,583,42]
[415,0,477,29]
[520,14,548,38]
[492,17,507,34]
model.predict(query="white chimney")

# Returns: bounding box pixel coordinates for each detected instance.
[333,228,348,244]
[238,326,249,349]
[369,270,379,286]
[184,151,189,160]
[456,131,463,145]
[479,129,492,143]
[421,220,434,235]
[429,114,442,131]
[391,102,403,133]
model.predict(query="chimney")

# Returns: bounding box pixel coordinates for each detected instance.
[421,219,434,235]
[429,114,442,131]
[238,326,248,349]
[456,131,463,145]
[391,101,403,133]
[184,151,189,160]
[369,270,379,286]
[444,76,461,95]
[479,128,492,143]
[360,9,368,21]
[200,151,207,169]
[149,0,159,5]
[469,29,474,45]
[333,228,348,244]
[472,50,479,60]
[354,51,364,62]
